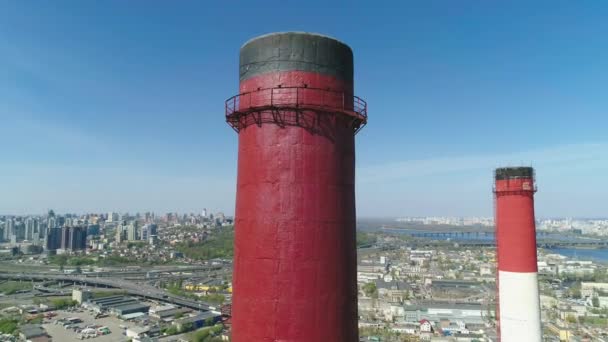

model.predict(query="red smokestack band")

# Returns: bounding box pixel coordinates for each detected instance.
[495,177,538,273]
[226,32,366,342]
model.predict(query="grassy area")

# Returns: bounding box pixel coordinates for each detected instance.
[0,281,32,295]
[0,263,53,272]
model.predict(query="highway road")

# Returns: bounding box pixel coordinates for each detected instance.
[0,272,224,311]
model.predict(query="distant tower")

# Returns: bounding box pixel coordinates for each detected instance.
[25,217,35,241]
[68,226,87,251]
[60,226,71,250]
[494,167,541,341]
[127,222,139,241]
[115,225,125,244]
[45,227,63,251]
[226,32,367,341]
[4,218,14,241]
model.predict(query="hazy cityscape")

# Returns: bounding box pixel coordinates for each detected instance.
[0,211,607,341]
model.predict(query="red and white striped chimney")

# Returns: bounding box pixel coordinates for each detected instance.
[494,167,542,341]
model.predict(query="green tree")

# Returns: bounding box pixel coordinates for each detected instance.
[51,298,78,309]
[175,227,234,260]
[362,282,378,299]
[0,318,19,334]
[356,231,376,247]
[180,322,194,333]
[190,324,224,342]
[163,326,179,335]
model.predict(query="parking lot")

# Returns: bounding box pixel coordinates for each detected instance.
[43,309,137,341]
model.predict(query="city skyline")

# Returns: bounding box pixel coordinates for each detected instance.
[2,2,607,217]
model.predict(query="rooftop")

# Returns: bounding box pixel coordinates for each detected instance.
[20,324,46,338]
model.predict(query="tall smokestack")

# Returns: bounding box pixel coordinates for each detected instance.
[225,32,367,341]
[494,167,542,341]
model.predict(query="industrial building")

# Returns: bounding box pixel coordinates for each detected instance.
[149,304,192,321]
[85,295,149,317]
[112,303,150,317]
[19,324,48,341]
[403,302,490,325]
[72,288,92,304]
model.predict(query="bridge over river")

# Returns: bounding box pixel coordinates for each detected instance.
[383,228,607,248]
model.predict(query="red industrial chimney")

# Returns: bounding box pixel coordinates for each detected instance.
[494,167,542,341]
[225,32,367,341]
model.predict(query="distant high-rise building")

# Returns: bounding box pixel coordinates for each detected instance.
[141,224,157,241]
[14,222,25,241]
[216,212,225,223]
[3,218,13,241]
[107,212,117,223]
[87,225,100,236]
[34,218,40,239]
[68,226,87,251]
[127,222,139,241]
[46,227,63,250]
[202,208,207,218]
[57,226,87,251]
[25,217,35,240]
[115,225,125,244]
[3,218,15,241]
[61,226,71,250]
[141,224,149,241]
[47,217,57,230]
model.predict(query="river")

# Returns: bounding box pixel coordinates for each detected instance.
[547,247,608,263]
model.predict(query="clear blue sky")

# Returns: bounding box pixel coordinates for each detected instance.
[1,1,607,218]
